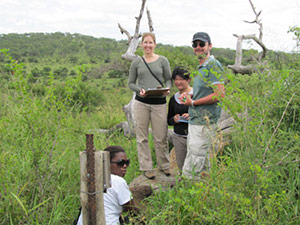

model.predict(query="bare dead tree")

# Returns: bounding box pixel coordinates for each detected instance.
[118,0,154,137]
[228,0,268,75]
[118,0,146,61]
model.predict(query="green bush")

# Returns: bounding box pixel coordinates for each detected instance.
[42,66,51,76]
[31,82,46,96]
[53,81,104,111]
[53,66,68,78]
[31,67,40,77]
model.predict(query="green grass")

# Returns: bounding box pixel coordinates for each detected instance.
[0,51,299,224]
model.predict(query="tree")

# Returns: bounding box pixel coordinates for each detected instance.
[228,0,268,75]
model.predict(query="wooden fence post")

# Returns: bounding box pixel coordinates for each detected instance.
[80,134,106,225]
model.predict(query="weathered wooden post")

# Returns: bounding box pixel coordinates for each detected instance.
[80,134,111,225]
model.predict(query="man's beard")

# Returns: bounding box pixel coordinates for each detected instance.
[197,52,207,60]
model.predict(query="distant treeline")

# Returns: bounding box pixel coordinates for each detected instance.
[0,32,298,72]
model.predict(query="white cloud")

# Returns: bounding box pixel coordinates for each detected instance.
[0,0,299,52]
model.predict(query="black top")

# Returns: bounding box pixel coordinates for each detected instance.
[167,93,190,136]
[135,95,166,104]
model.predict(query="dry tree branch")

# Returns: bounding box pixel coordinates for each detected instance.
[228,0,267,74]
[245,0,263,40]
[234,34,267,59]
[118,0,147,61]
[118,23,131,42]
[133,0,147,37]
[146,7,154,32]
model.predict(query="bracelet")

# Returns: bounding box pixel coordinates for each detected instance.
[191,100,195,107]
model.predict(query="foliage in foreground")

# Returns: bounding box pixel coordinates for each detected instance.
[0,50,299,224]
[0,50,132,224]
[140,66,300,224]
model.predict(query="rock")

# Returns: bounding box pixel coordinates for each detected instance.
[129,169,178,192]
[129,148,179,192]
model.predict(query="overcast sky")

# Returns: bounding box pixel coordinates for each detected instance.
[1,0,299,52]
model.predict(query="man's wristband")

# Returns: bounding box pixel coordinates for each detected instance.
[191,100,195,107]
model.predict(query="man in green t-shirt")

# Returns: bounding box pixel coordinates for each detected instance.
[180,32,225,180]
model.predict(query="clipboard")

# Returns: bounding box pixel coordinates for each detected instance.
[178,116,189,123]
[144,87,170,96]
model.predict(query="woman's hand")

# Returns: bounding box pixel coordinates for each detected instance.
[162,89,170,96]
[173,114,180,123]
[139,88,146,96]
[181,113,189,120]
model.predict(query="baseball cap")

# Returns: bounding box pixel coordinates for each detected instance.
[192,32,211,43]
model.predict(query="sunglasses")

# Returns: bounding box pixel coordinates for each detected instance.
[111,159,130,167]
[192,41,206,48]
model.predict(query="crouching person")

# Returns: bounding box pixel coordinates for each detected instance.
[76,145,149,225]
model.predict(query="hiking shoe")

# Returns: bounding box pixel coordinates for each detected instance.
[144,171,155,179]
[162,168,171,176]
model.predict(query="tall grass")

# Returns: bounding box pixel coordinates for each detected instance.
[1,50,299,224]
[0,51,135,224]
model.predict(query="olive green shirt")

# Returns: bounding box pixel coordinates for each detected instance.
[189,55,224,125]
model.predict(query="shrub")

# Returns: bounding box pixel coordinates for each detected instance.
[31,67,40,77]
[42,66,51,76]
[53,66,68,78]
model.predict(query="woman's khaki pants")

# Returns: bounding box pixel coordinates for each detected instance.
[171,134,187,171]
[133,100,169,171]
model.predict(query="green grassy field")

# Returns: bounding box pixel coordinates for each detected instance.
[0,48,299,224]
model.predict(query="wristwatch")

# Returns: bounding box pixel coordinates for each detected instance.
[191,100,195,107]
